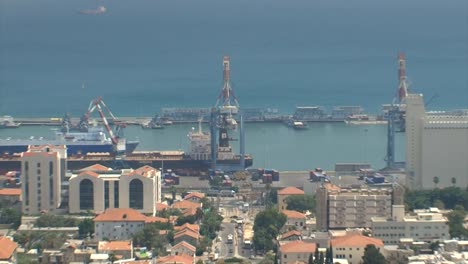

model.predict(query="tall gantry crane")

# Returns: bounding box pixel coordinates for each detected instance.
[210,56,245,172]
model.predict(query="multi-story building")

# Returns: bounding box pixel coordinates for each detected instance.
[69,164,161,214]
[282,210,307,233]
[372,207,450,245]
[316,184,392,230]
[94,208,147,241]
[277,187,305,211]
[405,93,468,189]
[331,234,384,264]
[278,240,316,264]
[21,145,67,215]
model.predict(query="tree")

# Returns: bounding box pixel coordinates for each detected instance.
[285,195,316,213]
[447,205,468,239]
[0,208,21,229]
[253,209,286,251]
[314,247,319,264]
[317,252,324,264]
[308,254,314,264]
[362,244,386,264]
[451,177,457,187]
[78,218,94,238]
[132,225,168,256]
[433,176,440,188]
[35,214,77,227]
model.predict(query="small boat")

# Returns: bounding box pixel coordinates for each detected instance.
[0,116,21,128]
[292,121,307,129]
[79,6,106,15]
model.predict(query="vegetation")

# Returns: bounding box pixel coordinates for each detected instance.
[252,208,286,251]
[285,194,316,213]
[78,218,94,238]
[132,224,171,257]
[0,208,21,229]
[362,244,386,264]
[13,232,69,252]
[447,205,468,239]
[34,214,78,227]
[405,186,468,211]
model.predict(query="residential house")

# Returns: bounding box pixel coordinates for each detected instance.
[282,210,307,233]
[0,236,18,263]
[277,187,304,211]
[98,240,133,260]
[278,240,316,264]
[280,230,302,241]
[171,241,196,257]
[174,223,200,234]
[173,229,200,247]
[183,192,205,203]
[94,208,147,240]
[331,234,384,264]
[157,255,194,264]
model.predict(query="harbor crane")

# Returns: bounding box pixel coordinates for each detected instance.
[385,53,409,170]
[77,96,119,132]
[210,56,246,172]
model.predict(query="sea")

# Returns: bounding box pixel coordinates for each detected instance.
[0,0,467,170]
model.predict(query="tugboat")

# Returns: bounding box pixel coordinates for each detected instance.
[0,116,21,128]
[141,115,164,129]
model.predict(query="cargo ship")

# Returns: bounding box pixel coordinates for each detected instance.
[0,127,139,156]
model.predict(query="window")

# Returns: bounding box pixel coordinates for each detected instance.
[104,181,109,209]
[129,179,144,209]
[49,161,53,176]
[114,181,119,208]
[80,179,94,210]
[284,254,287,259]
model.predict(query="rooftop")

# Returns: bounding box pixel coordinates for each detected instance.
[332,234,384,248]
[171,241,196,252]
[0,188,21,196]
[280,241,316,253]
[94,208,147,222]
[184,192,205,200]
[0,236,17,260]
[280,230,302,240]
[174,223,200,233]
[98,240,133,251]
[282,210,306,219]
[77,164,111,172]
[278,187,304,195]
[157,254,194,264]
[172,200,202,210]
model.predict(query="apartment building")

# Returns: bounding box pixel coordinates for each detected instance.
[316,184,392,230]
[69,164,161,214]
[331,234,384,264]
[372,207,450,245]
[21,145,67,215]
[94,208,147,241]
[278,240,316,264]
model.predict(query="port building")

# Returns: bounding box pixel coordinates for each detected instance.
[316,183,394,230]
[68,165,161,214]
[371,207,449,245]
[405,93,468,189]
[21,145,67,215]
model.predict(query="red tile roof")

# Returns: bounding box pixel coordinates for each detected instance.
[128,165,158,177]
[280,230,302,240]
[278,187,304,195]
[174,223,200,233]
[0,236,17,260]
[182,207,198,217]
[184,192,205,200]
[171,241,196,252]
[98,240,133,251]
[282,210,306,219]
[280,241,316,253]
[22,152,58,157]
[78,164,110,172]
[157,255,193,264]
[0,188,21,196]
[331,234,384,248]
[174,229,200,240]
[78,170,100,178]
[156,203,169,211]
[172,200,201,210]
[94,208,147,222]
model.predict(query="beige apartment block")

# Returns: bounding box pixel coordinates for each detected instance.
[316,184,392,230]
[69,164,161,214]
[331,234,384,264]
[372,207,450,245]
[21,145,67,215]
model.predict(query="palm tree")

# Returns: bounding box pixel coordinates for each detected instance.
[433,176,440,188]
[451,177,457,187]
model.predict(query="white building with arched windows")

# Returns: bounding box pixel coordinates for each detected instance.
[68,164,161,215]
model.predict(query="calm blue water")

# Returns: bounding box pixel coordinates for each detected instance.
[0,0,464,170]
[1,0,467,116]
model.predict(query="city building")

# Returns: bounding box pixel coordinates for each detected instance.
[282,210,307,233]
[279,230,302,241]
[277,187,305,211]
[405,93,468,189]
[183,192,205,203]
[20,145,67,215]
[316,184,392,230]
[97,240,133,260]
[171,241,196,257]
[372,207,450,245]
[69,165,161,214]
[173,229,200,247]
[331,234,384,264]
[94,208,147,241]
[174,223,200,234]
[0,188,22,205]
[0,236,18,263]
[157,254,194,264]
[278,240,316,264]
